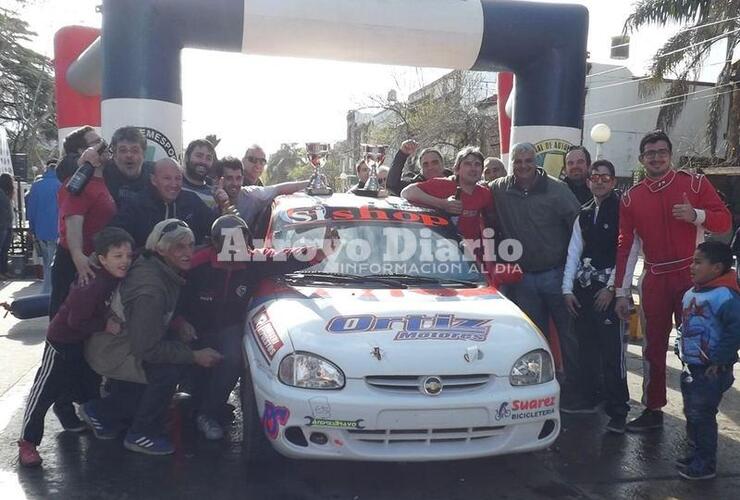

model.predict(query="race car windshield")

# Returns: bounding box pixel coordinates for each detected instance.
[271,219,486,286]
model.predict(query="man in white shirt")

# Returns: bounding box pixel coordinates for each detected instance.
[214,156,308,230]
[562,159,629,431]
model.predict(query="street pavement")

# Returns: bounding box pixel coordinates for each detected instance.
[0,280,739,500]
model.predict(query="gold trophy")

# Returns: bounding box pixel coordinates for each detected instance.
[306,142,332,196]
[355,144,387,197]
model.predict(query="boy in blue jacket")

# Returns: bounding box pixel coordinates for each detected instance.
[676,241,740,480]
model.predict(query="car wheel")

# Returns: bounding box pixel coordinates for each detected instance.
[239,365,276,462]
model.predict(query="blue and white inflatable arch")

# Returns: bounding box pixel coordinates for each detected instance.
[65,0,588,162]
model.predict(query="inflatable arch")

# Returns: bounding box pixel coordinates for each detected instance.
[55,0,588,169]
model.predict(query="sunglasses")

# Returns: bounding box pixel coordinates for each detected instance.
[588,173,613,183]
[158,220,189,242]
[246,156,267,165]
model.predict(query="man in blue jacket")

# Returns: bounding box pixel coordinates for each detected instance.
[26,162,61,293]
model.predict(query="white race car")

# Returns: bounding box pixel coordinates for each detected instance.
[241,193,559,462]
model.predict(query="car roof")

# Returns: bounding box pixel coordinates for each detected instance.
[273,192,439,214]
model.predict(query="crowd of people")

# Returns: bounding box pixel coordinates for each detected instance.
[12,125,740,482]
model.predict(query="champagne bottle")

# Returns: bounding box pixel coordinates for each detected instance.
[450,183,462,226]
[66,162,95,195]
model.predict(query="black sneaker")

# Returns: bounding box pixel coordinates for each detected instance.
[626,409,664,432]
[675,456,693,469]
[605,416,627,434]
[679,465,716,481]
[53,403,86,433]
[560,399,599,414]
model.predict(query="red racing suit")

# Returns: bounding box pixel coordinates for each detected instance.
[615,170,731,409]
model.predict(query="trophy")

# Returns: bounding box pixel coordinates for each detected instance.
[355,144,387,197]
[305,142,332,196]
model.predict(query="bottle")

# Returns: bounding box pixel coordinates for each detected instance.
[450,184,462,226]
[66,162,95,195]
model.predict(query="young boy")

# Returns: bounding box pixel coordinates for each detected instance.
[18,227,134,467]
[676,241,740,480]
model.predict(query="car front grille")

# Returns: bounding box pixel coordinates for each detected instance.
[365,374,490,393]
[346,425,506,445]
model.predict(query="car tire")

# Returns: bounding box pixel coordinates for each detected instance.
[239,366,277,462]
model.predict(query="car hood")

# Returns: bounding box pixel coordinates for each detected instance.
[249,284,549,378]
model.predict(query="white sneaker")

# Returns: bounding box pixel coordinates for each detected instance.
[196,414,224,440]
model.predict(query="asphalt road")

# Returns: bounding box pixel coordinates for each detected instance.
[1,280,739,500]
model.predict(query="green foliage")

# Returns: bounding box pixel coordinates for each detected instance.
[0,6,57,170]
[624,0,740,158]
[264,143,307,185]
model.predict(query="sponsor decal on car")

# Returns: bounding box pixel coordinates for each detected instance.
[494,402,511,421]
[304,417,366,429]
[262,401,290,440]
[250,306,284,361]
[326,313,490,341]
[280,205,450,227]
[495,397,557,421]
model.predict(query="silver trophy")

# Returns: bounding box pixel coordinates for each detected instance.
[306,142,332,196]
[355,144,387,197]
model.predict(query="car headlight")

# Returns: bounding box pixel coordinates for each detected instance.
[278,352,345,389]
[509,349,554,386]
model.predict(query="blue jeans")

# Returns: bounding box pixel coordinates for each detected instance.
[93,362,184,437]
[36,239,57,294]
[510,267,581,396]
[681,364,735,472]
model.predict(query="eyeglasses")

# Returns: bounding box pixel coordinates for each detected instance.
[588,173,613,183]
[245,156,267,165]
[641,148,670,159]
[158,220,189,242]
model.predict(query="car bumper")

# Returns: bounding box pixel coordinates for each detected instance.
[250,365,560,462]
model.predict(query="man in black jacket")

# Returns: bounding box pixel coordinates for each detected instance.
[180,215,339,440]
[108,158,216,248]
[386,140,452,195]
[564,145,593,206]
[104,127,156,208]
[561,159,630,430]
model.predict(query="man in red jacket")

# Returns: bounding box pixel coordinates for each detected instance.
[614,130,732,431]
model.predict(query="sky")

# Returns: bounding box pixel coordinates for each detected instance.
[11,0,731,157]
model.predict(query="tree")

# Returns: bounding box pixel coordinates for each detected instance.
[263,143,308,185]
[0,6,57,170]
[355,70,499,175]
[623,0,740,161]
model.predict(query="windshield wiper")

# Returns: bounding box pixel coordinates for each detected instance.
[283,272,407,288]
[365,274,480,288]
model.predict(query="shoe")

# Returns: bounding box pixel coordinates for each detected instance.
[53,403,87,432]
[560,399,599,414]
[78,402,118,440]
[675,456,693,469]
[196,414,225,440]
[605,416,627,434]
[678,465,716,480]
[626,409,664,432]
[17,440,42,467]
[123,432,174,456]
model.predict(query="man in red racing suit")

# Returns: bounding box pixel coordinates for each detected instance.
[614,131,731,431]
